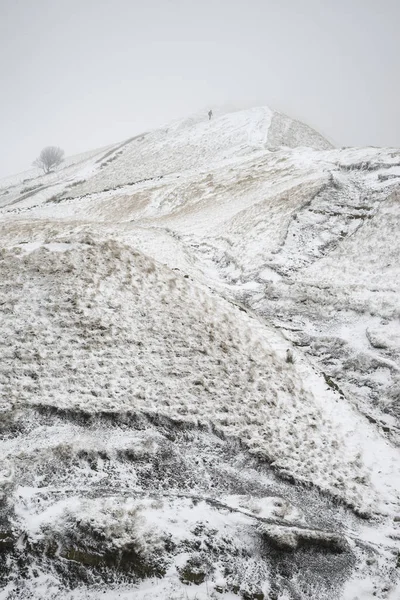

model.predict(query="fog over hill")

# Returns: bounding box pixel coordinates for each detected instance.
[1,106,400,600]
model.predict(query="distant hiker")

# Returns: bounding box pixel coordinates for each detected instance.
[286,348,294,364]
[208,109,213,120]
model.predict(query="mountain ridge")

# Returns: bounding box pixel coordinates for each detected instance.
[0,106,400,599]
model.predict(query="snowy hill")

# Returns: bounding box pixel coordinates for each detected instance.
[0,106,400,600]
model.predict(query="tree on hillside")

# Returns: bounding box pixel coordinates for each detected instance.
[33,146,65,174]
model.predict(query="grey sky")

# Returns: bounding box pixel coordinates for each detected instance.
[1,0,399,179]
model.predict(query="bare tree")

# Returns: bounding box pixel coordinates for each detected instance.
[33,146,65,174]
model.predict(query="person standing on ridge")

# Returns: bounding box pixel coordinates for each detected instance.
[208,109,213,120]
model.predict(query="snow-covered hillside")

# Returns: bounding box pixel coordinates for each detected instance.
[0,106,399,600]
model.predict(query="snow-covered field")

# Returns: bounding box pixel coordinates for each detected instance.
[0,106,399,599]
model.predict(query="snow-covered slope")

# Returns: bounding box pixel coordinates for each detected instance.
[0,106,400,600]
[1,107,329,206]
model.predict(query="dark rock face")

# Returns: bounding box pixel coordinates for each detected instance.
[0,405,364,598]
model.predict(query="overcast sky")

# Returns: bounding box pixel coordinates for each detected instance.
[1,0,399,178]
